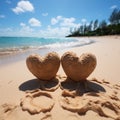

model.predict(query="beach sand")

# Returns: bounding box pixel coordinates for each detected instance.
[0,36,120,120]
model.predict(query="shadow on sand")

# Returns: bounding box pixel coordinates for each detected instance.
[60,77,106,95]
[19,78,59,92]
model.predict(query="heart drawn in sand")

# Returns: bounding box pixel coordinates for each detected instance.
[26,52,60,80]
[61,52,97,81]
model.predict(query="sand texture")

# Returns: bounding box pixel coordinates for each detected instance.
[0,76,120,120]
[60,77,120,120]
[26,52,60,80]
[61,52,97,81]
[0,36,120,120]
[20,89,55,114]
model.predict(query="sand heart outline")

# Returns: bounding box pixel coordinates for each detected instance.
[61,52,97,81]
[26,52,60,80]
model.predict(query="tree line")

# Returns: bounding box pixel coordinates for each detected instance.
[66,8,120,37]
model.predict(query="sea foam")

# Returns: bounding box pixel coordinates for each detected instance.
[0,37,95,56]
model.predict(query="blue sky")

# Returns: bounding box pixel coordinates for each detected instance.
[0,0,120,37]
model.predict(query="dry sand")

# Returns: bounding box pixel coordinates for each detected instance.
[0,35,120,120]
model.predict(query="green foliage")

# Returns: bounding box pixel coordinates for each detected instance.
[99,20,107,28]
[109,8,120,24]
[66,8,120,37]
[93,19,98,30]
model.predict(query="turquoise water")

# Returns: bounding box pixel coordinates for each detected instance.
[0,37,94,55]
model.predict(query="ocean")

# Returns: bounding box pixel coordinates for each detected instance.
[0,37,95,65]
[0,37,95,55]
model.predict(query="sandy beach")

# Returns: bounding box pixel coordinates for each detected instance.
[0,36,120,120]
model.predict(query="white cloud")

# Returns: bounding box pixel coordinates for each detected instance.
[60,17,80,27]
[40,16,81,37]
[56,16,63,20]
[15,16,80,37]
[42,13,48,16]
[20,22,26,27]
[0,26,69,37]
[51,18,58,25]
[28,18,41,27]
[19,23,34,35]
[12,0,34,14]
[20,26,33,33]
[51,16,80,28]
[110,5,117,9]
[51,16,62,25]
[39,26,70,37]
[0,15,80,37]
[0,15,5,18]
[81,18,87,23]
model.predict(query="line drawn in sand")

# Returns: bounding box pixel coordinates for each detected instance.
[20,89,55,115]
[59,77,120,120]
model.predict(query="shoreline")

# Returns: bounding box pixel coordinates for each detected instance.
[0,35,120,120]
[0,37,95,67]
[1,35,120,82]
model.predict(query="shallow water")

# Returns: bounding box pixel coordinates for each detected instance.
[0,37,95,66]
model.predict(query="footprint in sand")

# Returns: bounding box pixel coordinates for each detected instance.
[20,89,55,114]
[0,103,52,120]
[0,103,18,120]
[59,77,120,120]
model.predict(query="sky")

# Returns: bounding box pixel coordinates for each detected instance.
[0,0,120,37]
